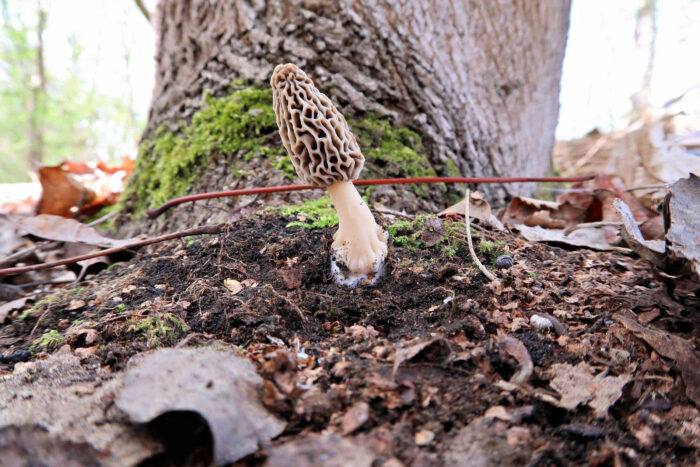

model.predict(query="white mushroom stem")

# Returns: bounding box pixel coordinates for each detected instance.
[327,180,388,276]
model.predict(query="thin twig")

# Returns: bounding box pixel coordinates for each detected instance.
[146,175,597,219]
[134,0,150,22]
[464,189,499,284]
[0,224,224,277]
[624,183,668,192]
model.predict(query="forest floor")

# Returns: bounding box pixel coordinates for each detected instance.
[1,210,700,466]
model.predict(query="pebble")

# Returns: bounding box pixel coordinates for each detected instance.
[495,255,514,269]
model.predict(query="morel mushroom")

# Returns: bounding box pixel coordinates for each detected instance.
[271,64,388,286]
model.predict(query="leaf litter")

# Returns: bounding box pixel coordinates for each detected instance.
[1,175,700,464]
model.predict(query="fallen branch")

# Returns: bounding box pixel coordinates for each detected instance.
[0,224,224,277]
[146,175,596,219]
[464,189,500,285]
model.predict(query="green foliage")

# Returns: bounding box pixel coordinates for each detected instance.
[120,87,281,216]
[0,5,143,182]
[125,313,186,348]
[277,196,339,229]
[31,329,64,352]
[477,239,507,257]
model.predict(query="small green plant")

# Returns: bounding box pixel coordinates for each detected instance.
[116,303,126,312]
[388,216,426,249]
[125,313,187,347]
[31,330,64,352]
[277,197,339,229]
[527,272,538,278]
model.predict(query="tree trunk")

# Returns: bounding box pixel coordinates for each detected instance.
[121,0,570,234]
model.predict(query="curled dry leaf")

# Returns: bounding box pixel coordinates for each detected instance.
[613,198,667,269]
[615,309,700,406]
[116,348,286,465]
[665,174,700,278]
[498,335,533,384]
[392,337,451,377]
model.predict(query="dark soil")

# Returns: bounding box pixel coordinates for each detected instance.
[2,212,699,466]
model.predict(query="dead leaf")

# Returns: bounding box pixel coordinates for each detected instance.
[498,335,533,384]
[36,165,92,218]
[444,414,533,466]
[421,217,445,247]
[13,215,133,248]
[36,159,134,218]
[502,196,587,229]
[0,352,159,465]
[615,309,700,405]
[613,198,667,269]
[439,191,492,222]
[0,297,28,324]
[264,433,374,467]
[281,268,302,289]
[341,401,370,435]
[665,174,700,278]
[224,279,243,294]
[513,224,628,252]
[116,348,285,465]
[392,337,451,377]
[549,362,630,417]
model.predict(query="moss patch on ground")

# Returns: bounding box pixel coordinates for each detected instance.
[31,330,64,352]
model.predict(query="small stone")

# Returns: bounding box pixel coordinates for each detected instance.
[414,429,435,446]
[494,255,514,269]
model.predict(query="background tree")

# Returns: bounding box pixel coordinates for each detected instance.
[0,1,144,182]
[118,0,571,233]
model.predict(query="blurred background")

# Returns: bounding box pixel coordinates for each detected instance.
[1,0,698,183]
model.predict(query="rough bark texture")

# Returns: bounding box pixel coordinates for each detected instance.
[124,0,569,233]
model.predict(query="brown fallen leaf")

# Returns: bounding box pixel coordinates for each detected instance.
[549,361,631,417]
[613,198,667,269]
[341,401,370,435]
[116,348,285,466]
[264,433,375,467]
[513,224,629,252]
[421,216,445,247]
[439,191,492,222]
[280,268,302,289]
[498,335,533,384]
[0,352,159,465]
[615,309,700,406]
[502,196,587,230]
[392,337,451,377]
[665,174,700,278]
[0,296,29,324]
[13,215,134,248]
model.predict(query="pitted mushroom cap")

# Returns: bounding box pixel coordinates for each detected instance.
[271,64,364,186]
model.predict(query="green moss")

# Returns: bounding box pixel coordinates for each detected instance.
[31,330,64,352]
[120,86,281,217]
[445,158,461,177]
[477,240,506,256]
[276,197,338,229]
[350,115,436,195]
[388,216,426,249]
[125,313,186,348]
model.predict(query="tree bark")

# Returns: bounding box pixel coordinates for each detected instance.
[124,0,570,233]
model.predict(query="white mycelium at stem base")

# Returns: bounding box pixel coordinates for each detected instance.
[327,180,388,278]
[270,63,388,286]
